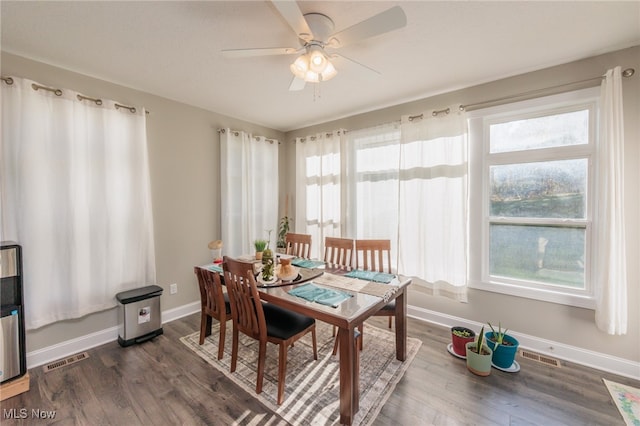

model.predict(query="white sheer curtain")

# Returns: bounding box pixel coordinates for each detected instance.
[220,129,278,257]
[399,106,468,301]
[595,66,627,335]
[1,77,156,329]
[294,131,345,260]
[345,123,401,264]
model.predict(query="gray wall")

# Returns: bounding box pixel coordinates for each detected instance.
[286,46,640,363]
[2,45,638,366]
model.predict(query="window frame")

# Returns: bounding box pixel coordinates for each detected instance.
[468,87,600,308]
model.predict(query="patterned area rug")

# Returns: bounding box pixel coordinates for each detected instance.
[181,321,421,426]
[603,378,640,426]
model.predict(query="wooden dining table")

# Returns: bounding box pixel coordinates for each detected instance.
[256,263,411,426]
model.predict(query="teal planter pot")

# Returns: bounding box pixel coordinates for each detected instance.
[486,332,519,369]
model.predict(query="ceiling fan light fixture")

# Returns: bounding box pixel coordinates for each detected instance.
[290,54,309,79]
[308,45,328,73]
[290,49,337,83]
[319,60,337,81]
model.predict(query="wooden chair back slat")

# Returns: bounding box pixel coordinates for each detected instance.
[285,233,312,259]
[194,267,226,317]
[222,257,266,341]
[324,237,354,268]
[355,239,392,273]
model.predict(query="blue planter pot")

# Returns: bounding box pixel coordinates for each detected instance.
[485,332,519,369]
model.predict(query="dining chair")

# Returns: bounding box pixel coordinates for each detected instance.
[324,237,358,345]
[355,239,395,330]
[222,256,318,405]
[323,237,354,268]
[285,233,312,259]
[194,266,231,360]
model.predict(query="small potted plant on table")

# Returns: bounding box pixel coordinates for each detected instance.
[450,326,475,358]
[254,239,268,260]
[486,322,519,371]
[466,326,493,376]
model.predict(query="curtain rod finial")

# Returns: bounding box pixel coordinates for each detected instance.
[622,68,635,78]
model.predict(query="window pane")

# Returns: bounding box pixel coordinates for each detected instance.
[490,159,587,218]
[490,109,589,153]
[489,224,585,289]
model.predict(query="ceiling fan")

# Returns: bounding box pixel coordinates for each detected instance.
[222,1,407,91]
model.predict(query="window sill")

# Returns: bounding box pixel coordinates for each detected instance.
[468,279,596,310]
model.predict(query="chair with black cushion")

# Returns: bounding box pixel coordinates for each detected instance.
[194,266,231,360]
[355,239,395,334]
[323,237,354,268]
[285,233,312,259]
[222,256,318,405]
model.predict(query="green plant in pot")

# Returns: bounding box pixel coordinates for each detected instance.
[486,322,519,369]
[254,239,268,260]
[276,216,292,253]
[451,326,475,357]
[465,326,493,376]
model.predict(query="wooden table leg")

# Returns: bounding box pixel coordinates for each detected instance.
[338,326,356,425]
[395,288,407,361]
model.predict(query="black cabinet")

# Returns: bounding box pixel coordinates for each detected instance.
[1,242,27,383]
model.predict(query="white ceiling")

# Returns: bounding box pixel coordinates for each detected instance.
[2,1,639,132]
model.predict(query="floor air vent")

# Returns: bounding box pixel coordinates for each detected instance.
[520,350,561,368]
[43,352,89,373]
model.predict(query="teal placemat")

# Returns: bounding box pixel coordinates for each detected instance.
[291,258,325,269]
[204,263,223,273]
[288,282,352,308]
[345,269,395,284]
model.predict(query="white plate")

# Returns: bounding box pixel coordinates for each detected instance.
[257,272,277,285]
[276,265,299,282]
[447,343,466,360]
[492,360,520,373]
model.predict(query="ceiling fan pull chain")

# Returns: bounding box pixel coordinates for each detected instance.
[314,81,321,102]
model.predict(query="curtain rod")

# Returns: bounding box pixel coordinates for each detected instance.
[459,67,635,112]
[1,75,150,114]
[217,128,279,144]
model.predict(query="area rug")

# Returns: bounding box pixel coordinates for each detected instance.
[181,321,421,426]
[603,378,640,426]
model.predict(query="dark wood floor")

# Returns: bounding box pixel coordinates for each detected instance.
[1,313,637,425]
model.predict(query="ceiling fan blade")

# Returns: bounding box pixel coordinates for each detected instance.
[328,5,406,48]
[222,47,300,58]
[288,76,306,91]
[331,53,381,75]
[271,0,313,42]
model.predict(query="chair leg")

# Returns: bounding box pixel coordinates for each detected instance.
[256,341,267,395]
[388,316,393,329]
[311,326,318,360]
[358,323,363,351]
[230,326,239,373]
[354,332,360,403]
[199,313,212,345]
[217,319,226,360]
[332,332,340,356]
[277,342,288,405]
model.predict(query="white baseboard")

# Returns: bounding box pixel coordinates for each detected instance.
[407,305,640,380]
[26,302,638,381]
[26,301,201,369]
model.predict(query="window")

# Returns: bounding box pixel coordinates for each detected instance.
[468,88,599,308]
